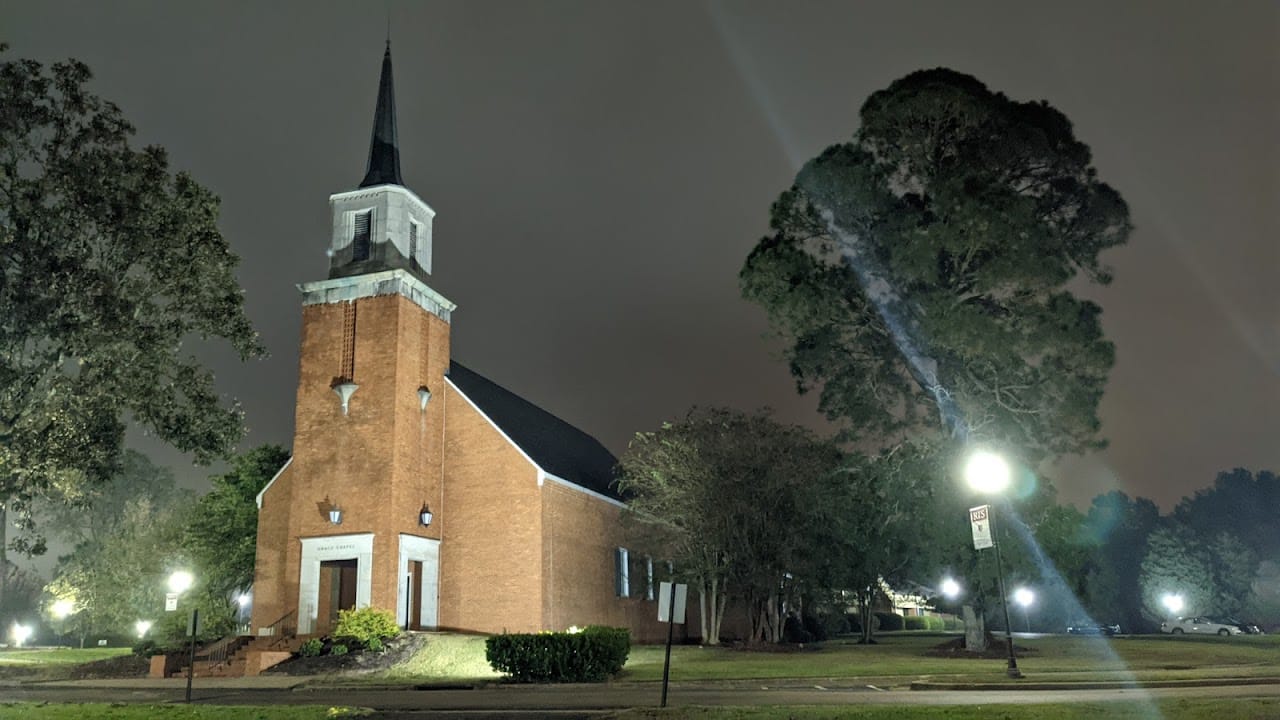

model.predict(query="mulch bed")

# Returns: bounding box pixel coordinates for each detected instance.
[66,653,151,679]
[925,634,1036,660]
[264,632,429,676]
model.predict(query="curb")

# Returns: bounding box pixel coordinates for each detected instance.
[910,676,1280,691]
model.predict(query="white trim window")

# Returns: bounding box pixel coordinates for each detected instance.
[615,547,630,598]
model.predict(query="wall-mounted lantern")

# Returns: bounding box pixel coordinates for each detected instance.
[418,504,433,527]
[332,379,359,415]
[328,506,343,525]
[417,386,432,411]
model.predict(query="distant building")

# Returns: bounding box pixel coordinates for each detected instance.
[249,44,671,646]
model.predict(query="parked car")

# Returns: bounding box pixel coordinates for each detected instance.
[1066,621,1120,636]
[1227,618,1264,634]
[1160,616,1243,636]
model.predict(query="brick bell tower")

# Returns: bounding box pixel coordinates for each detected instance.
[252,42,455,636]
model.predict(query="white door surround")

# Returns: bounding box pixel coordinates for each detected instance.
[397,534,440,629]
[298,533,374,634]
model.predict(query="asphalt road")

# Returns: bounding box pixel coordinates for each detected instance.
[4,680,1280,713]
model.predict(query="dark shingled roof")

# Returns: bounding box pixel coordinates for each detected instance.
[359,43,403,188]
[447,361,621,501]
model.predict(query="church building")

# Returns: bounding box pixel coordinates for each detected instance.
[249,45,672,645]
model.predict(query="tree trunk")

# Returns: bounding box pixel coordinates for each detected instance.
[699,583,709,643]
[859,589,874,644]
[963,604,987,651]
[712,588,727,643]
[0,502,7,626]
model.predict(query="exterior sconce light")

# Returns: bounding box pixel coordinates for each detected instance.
[419,504,433,527]
[332,379,359,415]
[417,386,431,411]
[328,506,343,525]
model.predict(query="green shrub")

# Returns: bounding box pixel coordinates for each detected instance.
[330,643,349,656]
[926,616,946,631]
[299,638,323,657]
[366,637,384,653]
[132,639,165,657]
[944,617,965,632]
[333,607,401,644]
[903,616,928,630]
[874,612,904,632]
[485,626,630,682]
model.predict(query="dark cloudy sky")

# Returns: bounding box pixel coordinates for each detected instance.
[6,1,1278,518]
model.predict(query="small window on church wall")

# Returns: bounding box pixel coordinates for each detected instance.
[409,220,419,262]
[353,210,372,261]
[645,556,655,601]
[615,547,630,598]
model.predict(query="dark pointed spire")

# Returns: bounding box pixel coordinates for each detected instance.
[359,42,403,188]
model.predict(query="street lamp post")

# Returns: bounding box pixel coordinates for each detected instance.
[168,570,196,703]
[964,449,1023,679]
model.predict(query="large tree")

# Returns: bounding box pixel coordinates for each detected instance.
[740,69,1129,646]
[0,47,262,607]
[616,407,843,644]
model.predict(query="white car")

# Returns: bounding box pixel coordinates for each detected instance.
[1161,616,1243,636]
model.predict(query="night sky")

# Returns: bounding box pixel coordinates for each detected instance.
[6,2,1278,523]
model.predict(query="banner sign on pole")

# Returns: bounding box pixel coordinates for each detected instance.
[658,581,687,624]
[970,504,993,550]
[165,593,179,612]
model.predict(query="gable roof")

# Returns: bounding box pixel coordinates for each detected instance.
[447,361,621,501]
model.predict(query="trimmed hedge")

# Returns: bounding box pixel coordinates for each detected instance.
[874,612,904,631]
[485,626,630,682]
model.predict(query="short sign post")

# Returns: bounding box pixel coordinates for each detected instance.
[657,581,687,708]
[970,504,993,550]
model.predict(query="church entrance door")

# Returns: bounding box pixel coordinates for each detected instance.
[317,558,358,634]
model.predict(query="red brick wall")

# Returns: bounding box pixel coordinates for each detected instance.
[438,383,544,632]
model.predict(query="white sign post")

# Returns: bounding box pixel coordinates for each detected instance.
[657,581,688,708]
[970,505,993,550]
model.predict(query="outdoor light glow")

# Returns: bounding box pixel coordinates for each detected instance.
[168,570,194,594]
[51,598,75,619]
[236,593,251,606]
[1162,593,1184,614]
[11,623,32,647]
[1014,587,1035,607]
[964,450,1011,494]
[941,578,961,599]
[135,620,153,638]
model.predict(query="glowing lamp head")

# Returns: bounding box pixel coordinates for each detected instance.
[11,623,32,647]
[1162,593,1184,614]
[236,593,251,607]
[1014,588,1034,607]
[168,570,194,594]
[135,620,153,638]
[965,450,1011,494]
[941,578,961,599]
[51,599,75,619]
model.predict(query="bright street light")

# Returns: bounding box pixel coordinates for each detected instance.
[11,623,32,647]
[135,620,153,638]
[51,598,75,619]
[964,450,1012,494]
[941,578,961,599]
[1162,593,1184,615]
[236,593,251,607]
[168,570,194,594]
[1014,588,1035,608]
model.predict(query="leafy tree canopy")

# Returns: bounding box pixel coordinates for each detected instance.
[0,46,263,557]
[183,444,290,599]
[741,68,1130,464]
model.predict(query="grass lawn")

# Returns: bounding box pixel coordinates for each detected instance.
[0,705,368,720]
[0,647,131,667]
[359,632,1280,688]
[7,700,1280,720]
[619,633,1280,684]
